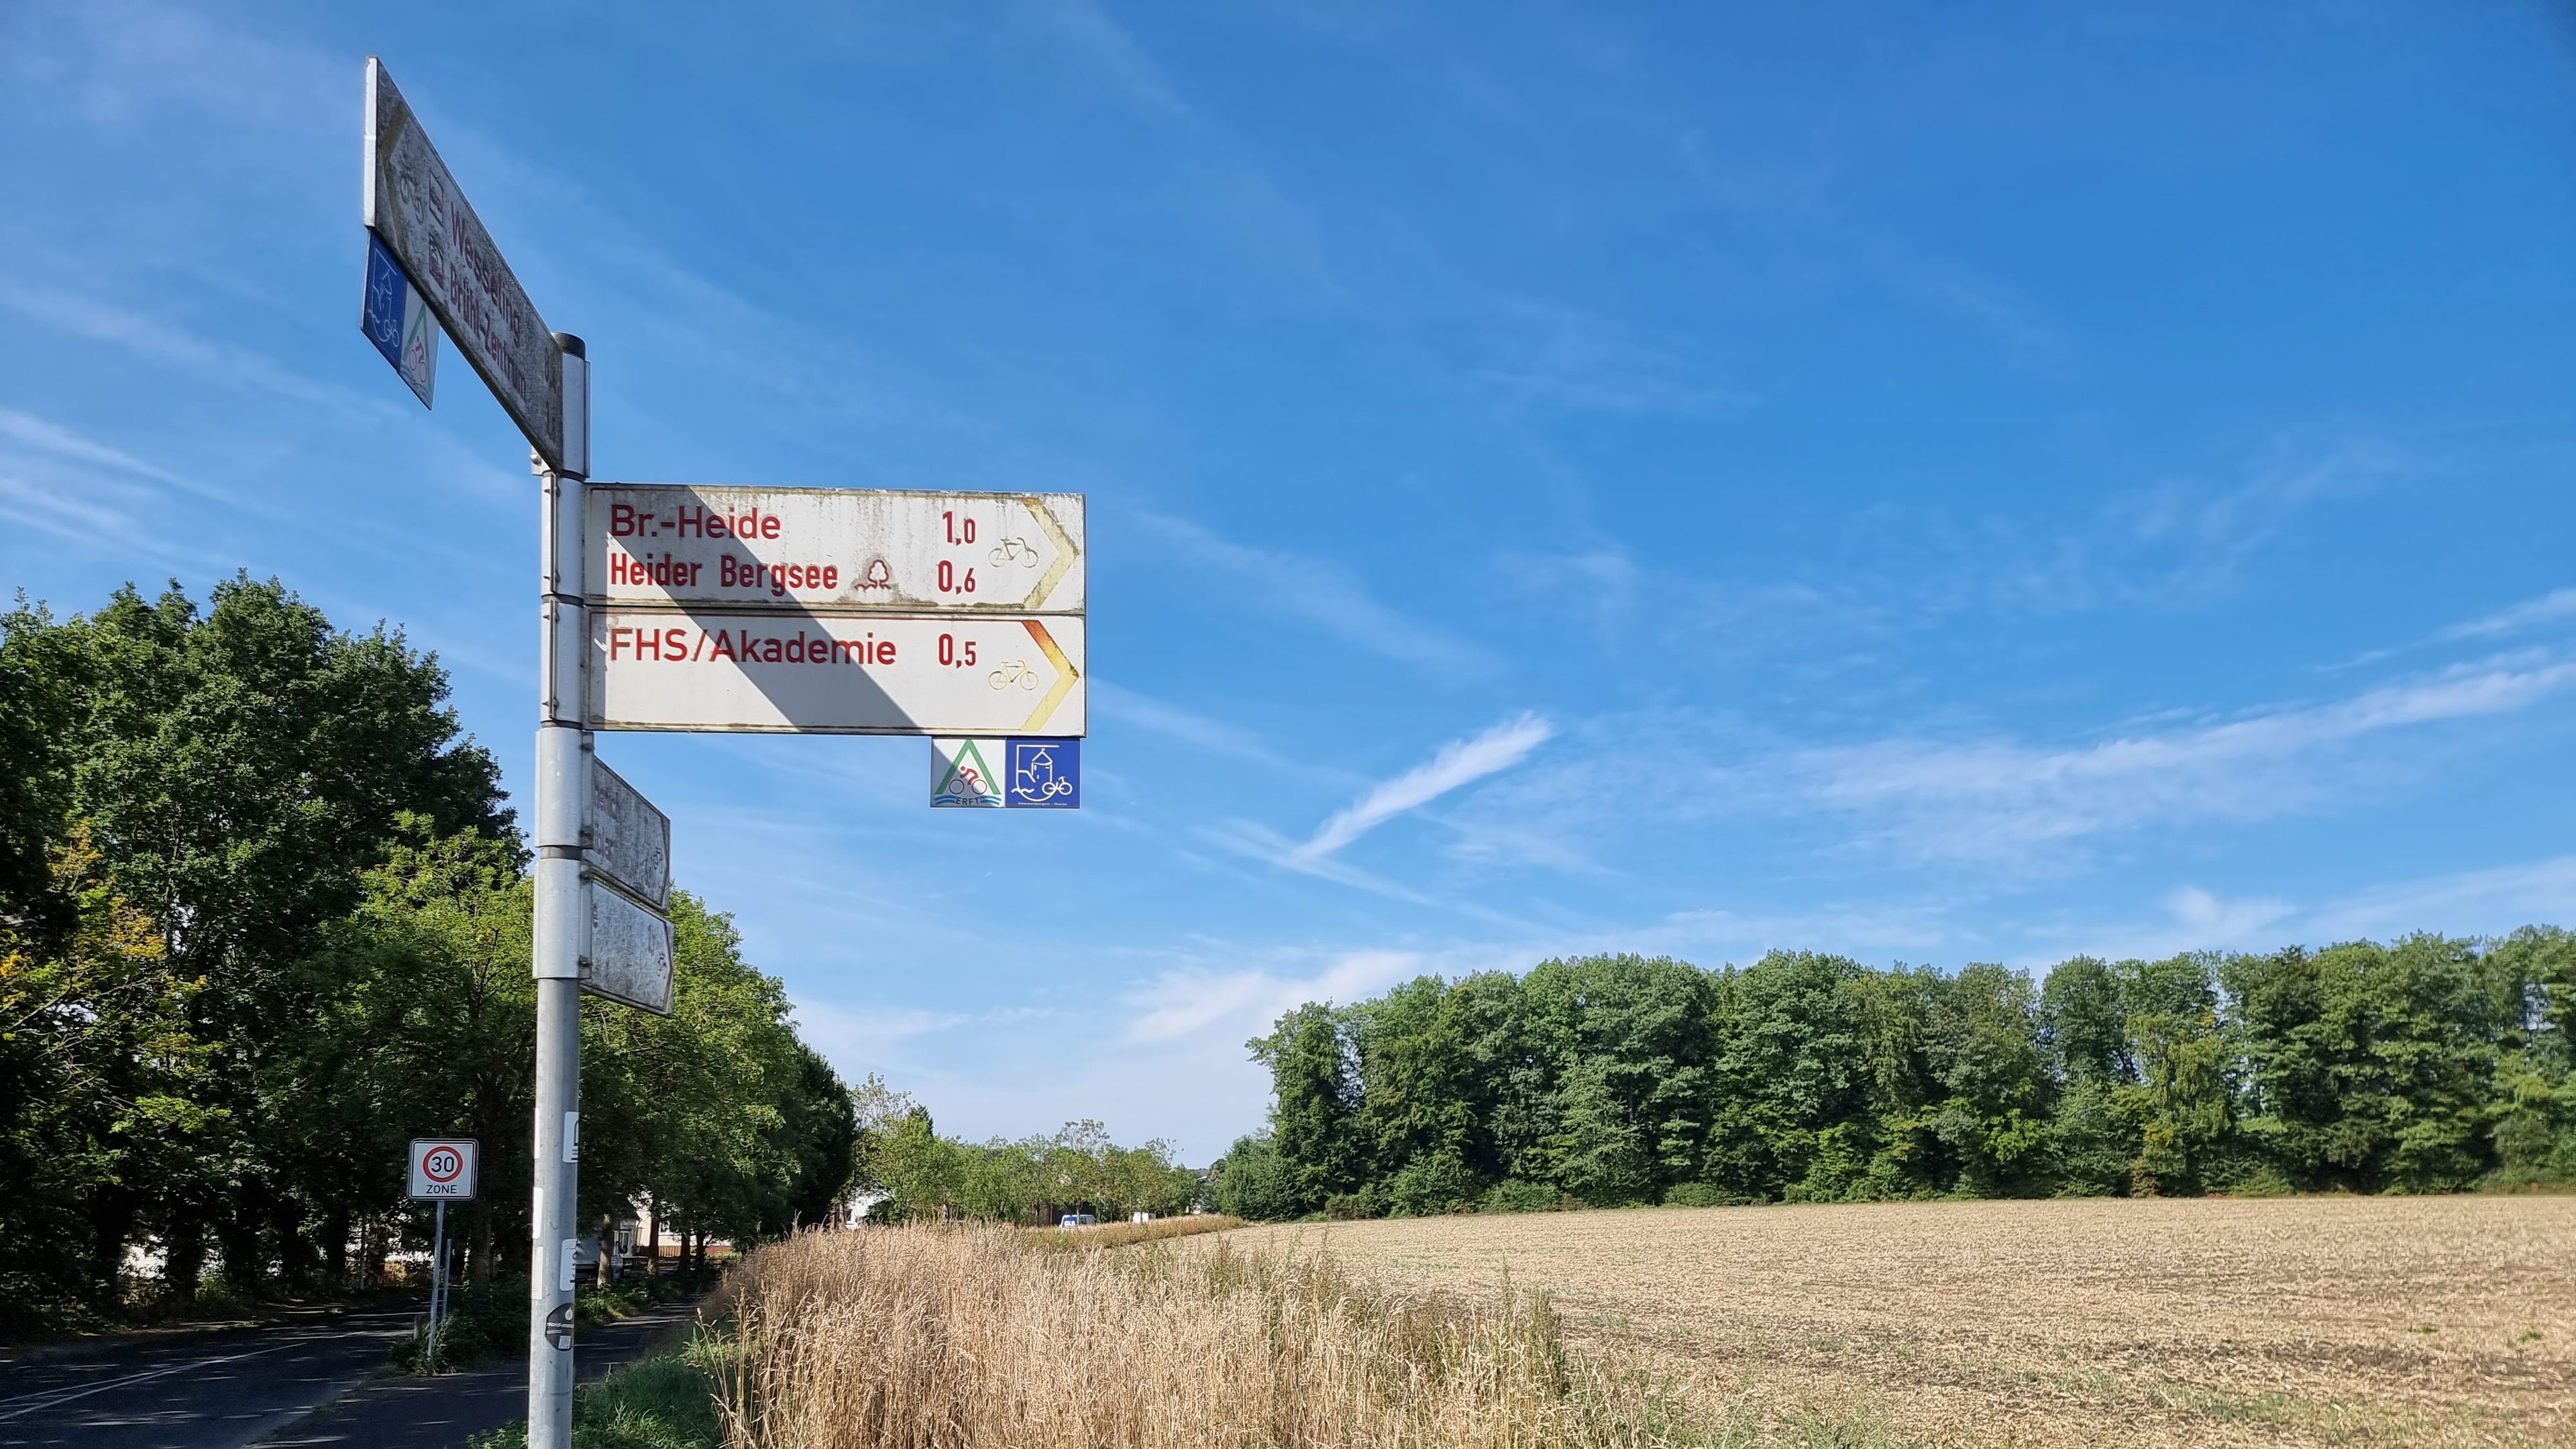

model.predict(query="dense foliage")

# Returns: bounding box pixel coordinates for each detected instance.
[1214,942,2576,1219]
[0,580,855,1335]
[849,1080,1202,1224]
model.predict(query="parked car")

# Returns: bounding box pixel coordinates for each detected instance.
[1059,1214,1097,1228]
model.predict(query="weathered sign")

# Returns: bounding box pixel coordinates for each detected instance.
[588,610,1083,736]
[408,1138,480,1199]
[362,56,566,468]
[588,486,1083,614]
[582,883,674,1016]
[360,231,440,407]
[586,757,670,909]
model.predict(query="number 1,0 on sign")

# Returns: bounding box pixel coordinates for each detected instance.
[586,487,1081,614]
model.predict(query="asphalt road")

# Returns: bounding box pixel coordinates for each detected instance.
[0,1305,417,1449]
[0,1296,700,1449]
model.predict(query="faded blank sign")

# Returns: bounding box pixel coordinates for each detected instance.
[588,758,669,908]
[584,883,674,1015]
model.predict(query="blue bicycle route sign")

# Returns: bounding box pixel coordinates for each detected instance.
[360,230,439,407]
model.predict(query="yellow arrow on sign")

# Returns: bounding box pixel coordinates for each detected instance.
[1020,619,1079,732]
[1022,494,1079,612]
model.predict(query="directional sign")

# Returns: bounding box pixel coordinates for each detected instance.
[408,1138,479,1200]
[589,610,1083,736]
[586,758,670,909]
[584,883,674,1016]
[362,57,567,468]
[931,737,1082,808]
[588,486,1083,614]
[359,231,440,407]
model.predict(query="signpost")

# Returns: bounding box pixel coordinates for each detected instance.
[407,1139,478,1372]
[355,55,1085,1449]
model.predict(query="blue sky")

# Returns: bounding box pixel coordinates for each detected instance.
[7,2,2576,1159]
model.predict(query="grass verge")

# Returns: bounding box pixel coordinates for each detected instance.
[470,1328,734,1449]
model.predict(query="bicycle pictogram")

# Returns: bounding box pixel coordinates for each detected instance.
[987,659,1041,691]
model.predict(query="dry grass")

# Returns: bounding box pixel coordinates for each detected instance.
[1228,1196,2576,1448]
[1026,1213,1246,1250]
[712,1222,1718,1448]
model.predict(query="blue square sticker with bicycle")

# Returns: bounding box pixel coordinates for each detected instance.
[932,738,1079,808]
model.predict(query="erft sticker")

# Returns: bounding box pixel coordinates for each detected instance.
[931,739,1004,807]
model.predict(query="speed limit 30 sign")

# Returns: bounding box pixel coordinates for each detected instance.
[409,1138,480,1200]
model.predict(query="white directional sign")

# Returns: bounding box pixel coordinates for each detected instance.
[588,486,1083,614]
[588,610,1083,736]
[586,758,670,909]
[363,56,570,470]
[408,1138,480,1200]
[584,882,674,1016]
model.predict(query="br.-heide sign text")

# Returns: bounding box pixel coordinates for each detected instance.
[588,486,1082,614]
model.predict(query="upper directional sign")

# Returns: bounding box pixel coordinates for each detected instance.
[588,486,1083,614]
[362,56,567,469]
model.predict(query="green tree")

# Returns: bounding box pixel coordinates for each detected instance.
[1250,1002,1363,1215]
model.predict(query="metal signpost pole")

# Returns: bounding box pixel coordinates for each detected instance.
[427,1199,447,1370]
[531,333,592,1449]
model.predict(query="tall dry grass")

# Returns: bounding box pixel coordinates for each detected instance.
[714,1223,1705,1449]
[1027,1214,1244,1251]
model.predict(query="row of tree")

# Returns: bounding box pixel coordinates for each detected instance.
[1212,936,2576,1220]
[0,580,856,1334]
[852,1079,1203,1224]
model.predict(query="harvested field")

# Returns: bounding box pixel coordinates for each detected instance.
[1229,1196,2576,1448]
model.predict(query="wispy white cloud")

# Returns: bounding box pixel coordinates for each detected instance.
[0,284,389,420]
[1290,713,1554,863]
[1124,948,1428,1044]
[1089,679,1331,777]
[2437,588,2576,643]
[1470,301,1746,415]
[1777,652,2576,860]
[1135,512,1499,676]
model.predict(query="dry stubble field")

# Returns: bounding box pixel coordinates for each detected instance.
[1230,1196,2576,1448]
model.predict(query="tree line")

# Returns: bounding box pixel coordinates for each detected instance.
[1212,936,2576,1220]
[851,1079,1203,1224]
[0,580,856,1334]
